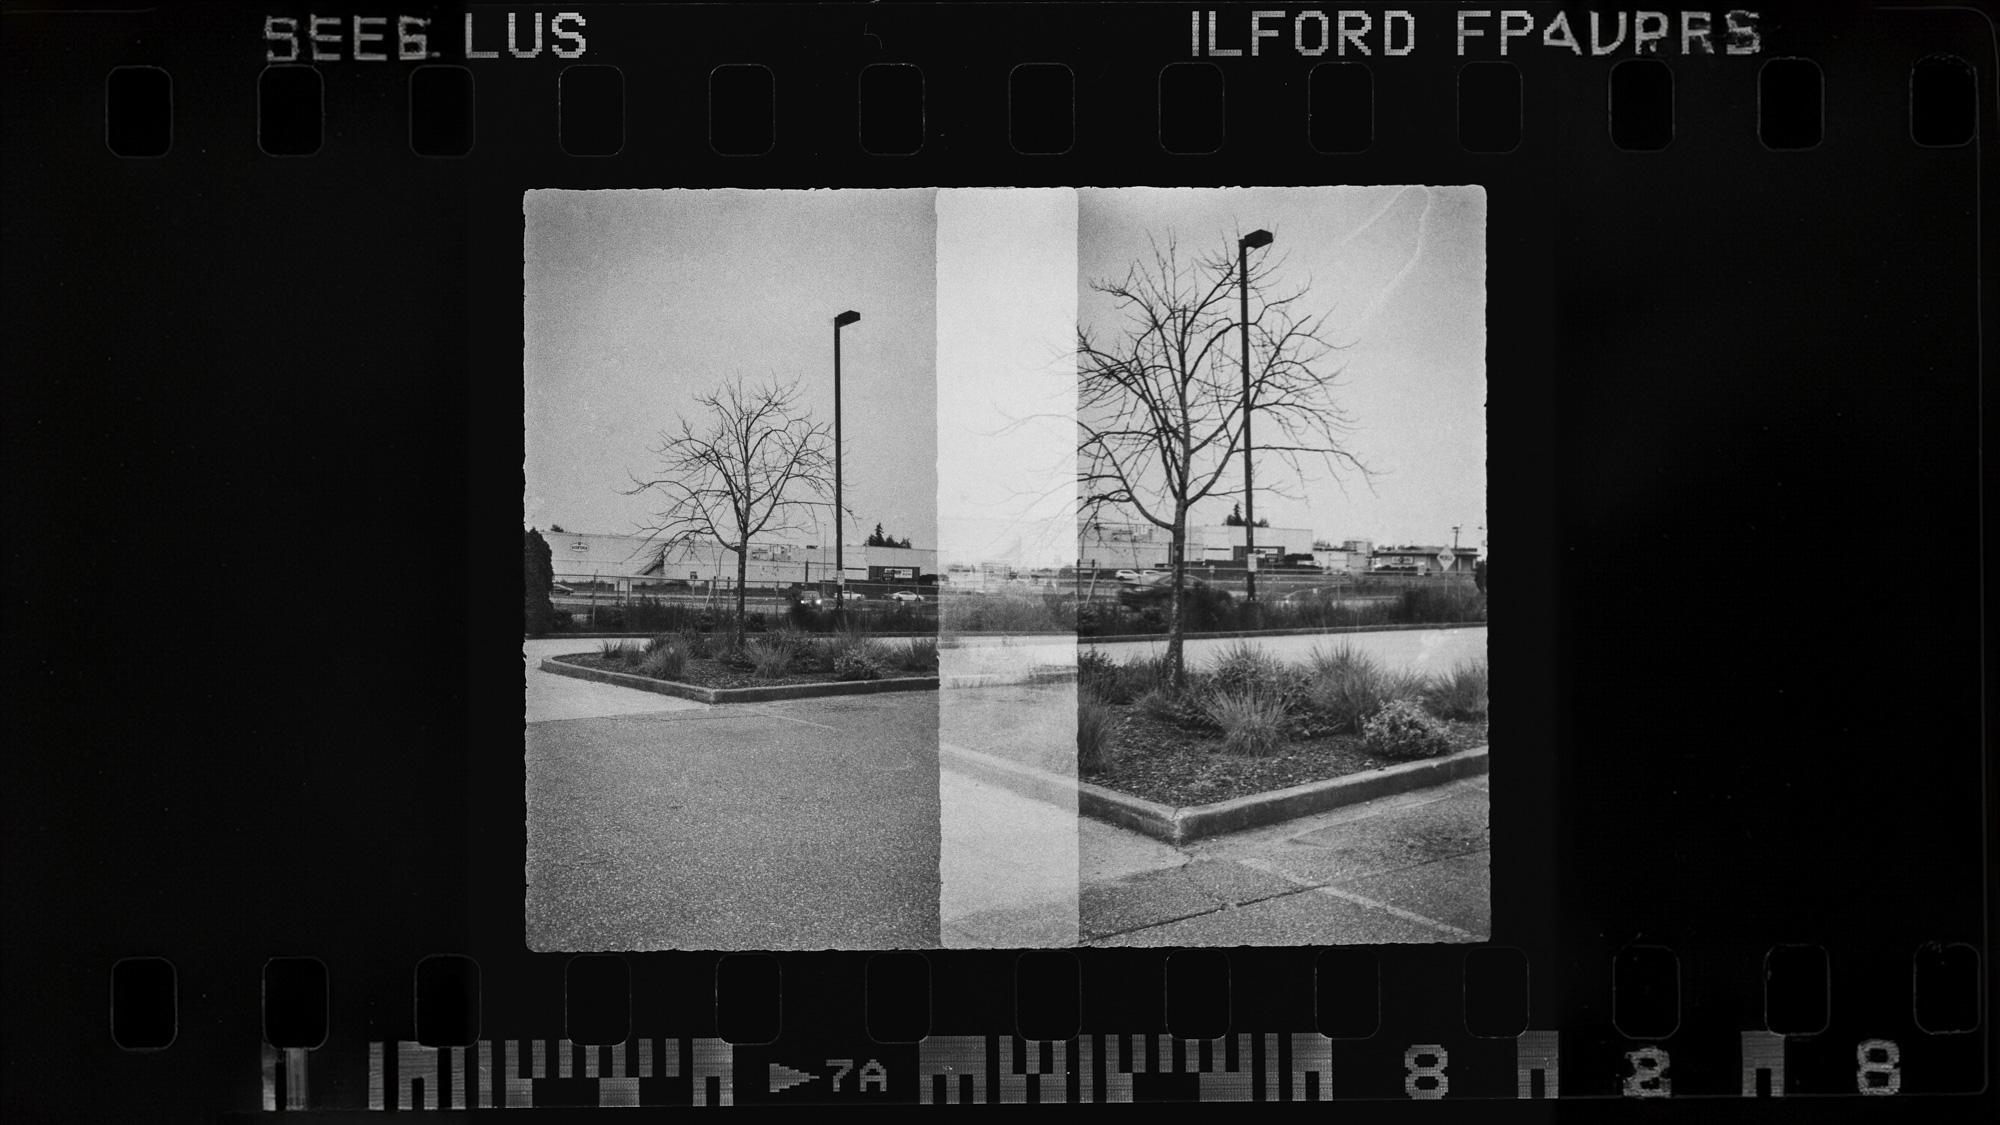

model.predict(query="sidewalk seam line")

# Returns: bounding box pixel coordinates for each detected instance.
[1234,856,1479,941]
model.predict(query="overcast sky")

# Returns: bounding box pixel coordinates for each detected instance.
[1078,186,1487,552]
[525,187,1483,561]
[524,189,938,553]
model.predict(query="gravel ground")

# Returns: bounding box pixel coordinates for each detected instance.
[1084,709,1488,808]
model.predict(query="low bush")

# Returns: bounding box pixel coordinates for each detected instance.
[1424,658,1489,721]
[897,636,939,673]
[1206,641,1312,713]
[1362,697,1452,760]
[637,645,686,681]
[1076,648,1126,701]
[676,629,709,660]
[1134,680,1218,732]
[743,638,793,680]
[1300,644,1389,734]
[832,648,883,681]
[1202,689,1292,757]
[1077,689,1118,773]
[599,638,643,663]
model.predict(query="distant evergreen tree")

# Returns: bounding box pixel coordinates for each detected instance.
[524,528,557,634]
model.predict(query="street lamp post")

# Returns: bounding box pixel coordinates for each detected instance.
[1237,229,1273,604]
[833,309,860,624]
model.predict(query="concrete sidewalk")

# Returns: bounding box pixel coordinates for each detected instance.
[1079,775,1490,946]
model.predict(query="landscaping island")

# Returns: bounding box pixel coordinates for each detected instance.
[1077,641,1489,809]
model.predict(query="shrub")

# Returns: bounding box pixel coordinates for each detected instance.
[1134,681,1218,732]
[1076,647,1125,701]
[1399,584,1486,625]
[1424,658,1489,721]
[643,633,675,655]
[1363,697,1452,760]
[1206,641,1311,713]
[523,529,557,634]
[676,629,709,660]
[1077,689,1119,773]
[1302,644,1390,734]
[1202,689,1292,757]
[898,636,939,673]
[599,638,642,663]
[638,644,686,681]
[832,648,883,681]
[1115,653,1171,701]
[743,638,793,680]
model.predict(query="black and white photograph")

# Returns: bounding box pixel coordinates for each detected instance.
[1062,187,1491,947]
[522,189,944,950]
[522,186,1487,952]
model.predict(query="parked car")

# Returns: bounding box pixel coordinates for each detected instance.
[550,583,574,595]
[889,591,925,604]
[1114,569,1143,582]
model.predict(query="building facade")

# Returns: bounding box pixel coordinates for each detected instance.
[535,529,935,589]
[1077,519,1318,570]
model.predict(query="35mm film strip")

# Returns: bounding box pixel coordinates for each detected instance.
[5,1,1993,1119]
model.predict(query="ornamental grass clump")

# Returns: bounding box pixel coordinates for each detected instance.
[898,636,939,673]
[1423,658,1489,721]
[1202,689,1292,757]
[1363,697,1452,760]
[1077,688,1118,773]
[599,638,643,663]
[1302,644,1390,734]
[637,644,686,681]
[742,637,793,680]
[828,630,887,681]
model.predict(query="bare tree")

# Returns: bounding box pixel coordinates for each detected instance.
[625,378,834,646]
[1078,235,1370,685]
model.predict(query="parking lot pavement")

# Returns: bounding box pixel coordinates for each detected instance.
[1081,777,1490,947]
[525,649,941,951]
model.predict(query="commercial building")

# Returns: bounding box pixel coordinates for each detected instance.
[1076,519,1318,570]
[1369,544,1477,576]
[534,529,935,590]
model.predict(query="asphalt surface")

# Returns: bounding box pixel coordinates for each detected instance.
[525,640,940,950]
[524,634,1490,951]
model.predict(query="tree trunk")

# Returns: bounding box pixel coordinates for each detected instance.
[735,540,750,646]
[1166,509,1188,689]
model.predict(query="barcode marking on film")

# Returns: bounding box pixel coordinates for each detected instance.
[1741,1030,1784,1097]
[259,1044,311,1111]
[363,1038,726,1109]
[1515,1029,1558,1098]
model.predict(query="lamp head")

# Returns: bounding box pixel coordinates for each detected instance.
[834,310,861,327]
[1240,229,1274,250]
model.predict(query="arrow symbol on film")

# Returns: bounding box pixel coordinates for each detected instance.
[769,1063,817,1093]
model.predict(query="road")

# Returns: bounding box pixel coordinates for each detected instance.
[525,639,940,951]
[946,626,1488,679]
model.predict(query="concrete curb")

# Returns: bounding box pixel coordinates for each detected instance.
[942,742,1489,847]
[539,655,938,703]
